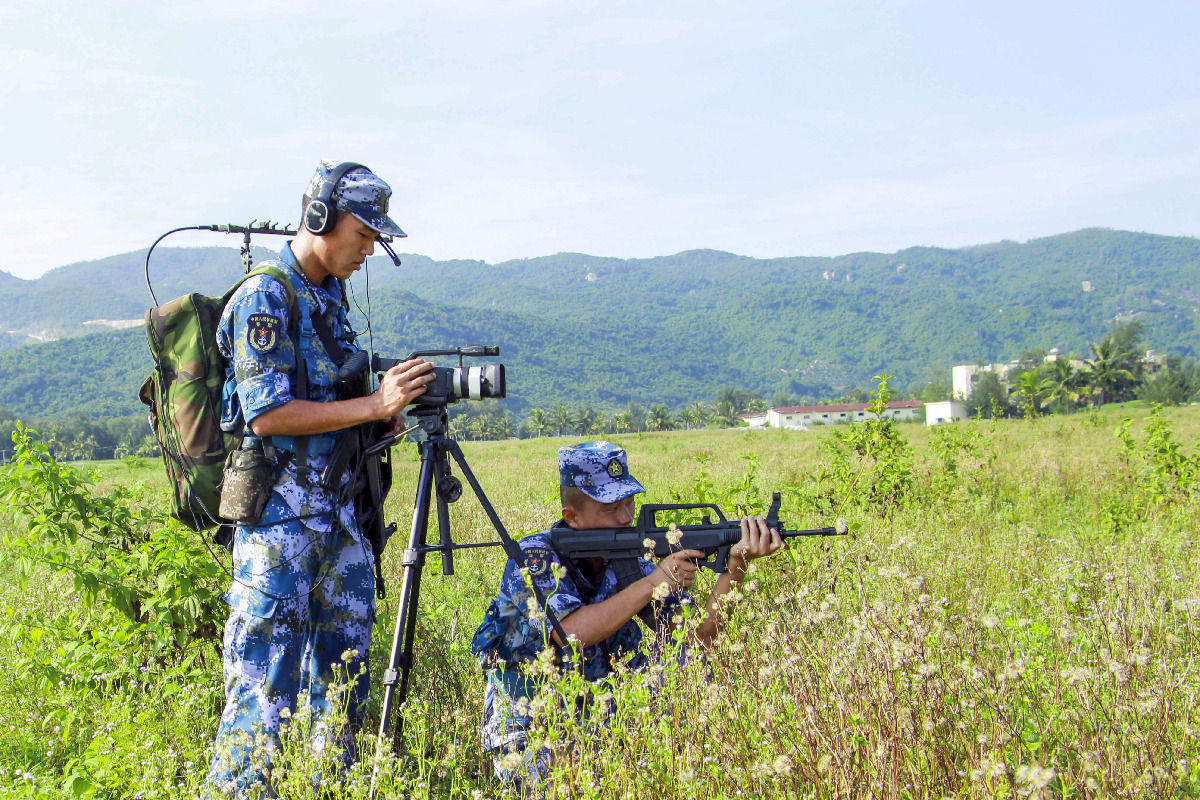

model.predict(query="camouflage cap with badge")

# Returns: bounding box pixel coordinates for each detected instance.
[304,160,407,238]
[559,441,646,503]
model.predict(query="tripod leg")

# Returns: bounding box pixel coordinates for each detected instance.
[434,453,456,575]
[446,442,576,665]
[370,448,433,797]
[393,445,454,748]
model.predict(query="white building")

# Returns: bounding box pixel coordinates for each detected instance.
[956,350,1096,400]
[952,363,1014,400]
[1042,348,1087,372]
[766,401,923,429]
[925,400,968,426]
[1143,350,1169,378]
[739,412,768,428]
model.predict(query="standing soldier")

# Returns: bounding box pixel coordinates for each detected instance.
[205,162,435,796]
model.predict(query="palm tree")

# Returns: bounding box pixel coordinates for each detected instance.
[646,404,675,431]
[714,400,736,428]
[623,402,646,432]
[136,434,160,457]
[481,411,514,440]
[1087,337,1136,408]
[572,405,599,435]
[688,401,710,429]
[1045,359,1080,414]
[590,412,610,435]
[70,435,98,461]
[447,414,471,440]
[1010,371,1049,418]
[525,408,549,438]
[549,404,572,436]
[613,411,634,433]
[743,395,768,414]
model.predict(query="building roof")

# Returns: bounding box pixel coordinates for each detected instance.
[738,412,768,419]
[771,400,923,414]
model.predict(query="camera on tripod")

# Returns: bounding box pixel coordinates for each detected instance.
[337,345,506,407]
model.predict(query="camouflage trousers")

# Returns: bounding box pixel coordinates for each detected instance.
[492,731,554,797]
[205,495,375,797]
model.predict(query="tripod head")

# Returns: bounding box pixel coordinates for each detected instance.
[405,404,449,437]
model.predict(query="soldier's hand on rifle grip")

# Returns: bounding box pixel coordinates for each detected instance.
[652,548,705,591]
[374,358,435,419]
[728,516,783,576]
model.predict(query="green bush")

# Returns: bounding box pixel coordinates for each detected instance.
[0,424,224,691]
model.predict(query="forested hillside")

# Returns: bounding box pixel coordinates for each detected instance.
[1,228,1198,419]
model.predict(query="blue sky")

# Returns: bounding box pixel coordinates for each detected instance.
[1,0,1197,279]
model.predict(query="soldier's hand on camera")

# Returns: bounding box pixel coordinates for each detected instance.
[374,358,435,419]
[651,548,704,591]
[726,516,783,576]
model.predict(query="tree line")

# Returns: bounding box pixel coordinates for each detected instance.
[0,410,157,463]
[445,387,768,442]
[4,319,1196,457]
[963,320,1200,419]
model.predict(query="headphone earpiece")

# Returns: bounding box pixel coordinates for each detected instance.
[304,198,333,235]
[303,161,367,236]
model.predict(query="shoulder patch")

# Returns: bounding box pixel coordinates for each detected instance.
[523,546,553,580]
[247,313,281,354]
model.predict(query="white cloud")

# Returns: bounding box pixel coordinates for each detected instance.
[0,47,73,95]
[80,66,197,91]
[159,0,321,21]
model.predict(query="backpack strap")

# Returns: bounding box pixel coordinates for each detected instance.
[309,307,346,367]
[223,265,312,479]
[226,264,353,488]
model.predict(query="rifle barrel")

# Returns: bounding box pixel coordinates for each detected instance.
[780,525,844,538]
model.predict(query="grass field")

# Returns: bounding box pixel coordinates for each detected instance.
[2,405,1199,798]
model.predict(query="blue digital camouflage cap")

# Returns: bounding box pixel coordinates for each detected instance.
[305,161,407,238]
[559,441,646,503]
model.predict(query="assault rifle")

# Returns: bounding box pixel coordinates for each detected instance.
[548,492,848,572]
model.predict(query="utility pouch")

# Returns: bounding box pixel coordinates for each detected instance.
[218,443,277,525]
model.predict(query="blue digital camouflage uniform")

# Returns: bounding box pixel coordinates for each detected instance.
[205,241,373,797]
[470,442,692,788]
[471,524,692,752]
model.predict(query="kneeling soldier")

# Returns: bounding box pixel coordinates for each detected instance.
[470,441,782,789]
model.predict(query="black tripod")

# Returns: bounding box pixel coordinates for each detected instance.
[369,405,568,797]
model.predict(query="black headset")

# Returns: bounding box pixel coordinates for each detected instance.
[303,161,367,236]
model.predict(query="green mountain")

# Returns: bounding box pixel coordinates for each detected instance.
[1,228,1198,420]
[0,246,274,341]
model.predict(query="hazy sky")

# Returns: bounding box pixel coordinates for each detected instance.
[2,0,1198,278]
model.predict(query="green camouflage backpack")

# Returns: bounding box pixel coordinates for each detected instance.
[139,265,298,531]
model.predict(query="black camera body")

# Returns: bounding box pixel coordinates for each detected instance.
[338,346,506,408]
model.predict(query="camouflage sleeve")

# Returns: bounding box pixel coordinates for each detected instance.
[507,539,586,638]
[638,557,696,626]
[220,275,297,424]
